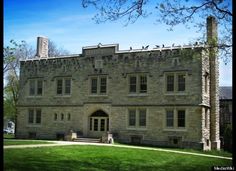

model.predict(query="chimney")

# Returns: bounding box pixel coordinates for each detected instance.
[207,16,220,150]
[36,36,48,58]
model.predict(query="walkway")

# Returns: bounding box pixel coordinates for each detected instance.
[4,140,232,160]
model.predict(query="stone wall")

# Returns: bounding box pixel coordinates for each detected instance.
[17,45,210,149]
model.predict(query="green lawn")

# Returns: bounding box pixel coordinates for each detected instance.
[4,139,54,146]
[114,142,232,157]
[4,133,15,139]
[4,145,232,171]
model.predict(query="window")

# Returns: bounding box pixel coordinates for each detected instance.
[64,79,71,95]
[140,76,147,93]
[29,80,35,96]
[28,109,41,124]
[54,113,57,121]
[57,79,63,95]
[167,75,174,92]
[177,110,185,127]
[128,109,147,128]
[178,75,185,91]
[129,110,136,126]
[165,109,186,129]
[67,113,71,121]
[100,77,107,93]
[139,109,146,126]
[129,76,137,93]
[165,72,186,93]
[94,119,98,131]
[29,79,43,96]
[56,78,71,95]
[37,80,43,95]
[204,72,209,93]
[90,118,93,131]
[36,110,41,124]
[90,76,107,95]
[28,109,34,124]
[166,110,174,127]
[91,78,98,94]
[129,75,147,94]
[61,113,64,120]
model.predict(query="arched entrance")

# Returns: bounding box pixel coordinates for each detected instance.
[88,110,109,137]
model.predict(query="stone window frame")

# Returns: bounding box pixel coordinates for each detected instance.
[28,78,44,97]
[164,108,187,131]
[127,108,148,130]
[203,71,209,95]
[28,108,42,125]
[53,112,71,122]
[164,72,187,95]
[128,74,148,95]
[55,77,72,97]
[89,75,108,96]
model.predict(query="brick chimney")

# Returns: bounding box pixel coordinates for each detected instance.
[36,36,48,58]
[207,16,220,150]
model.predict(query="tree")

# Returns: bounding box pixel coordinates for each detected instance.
[3,39,70,133]
[48,39,70,57]
[82,0,232,63]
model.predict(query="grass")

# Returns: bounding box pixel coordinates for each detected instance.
[4,139,54,146]
[4,133,15,139]
[113,141,232,157]
[4,145,232,171]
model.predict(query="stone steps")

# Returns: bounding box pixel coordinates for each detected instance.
[73,137,101,143]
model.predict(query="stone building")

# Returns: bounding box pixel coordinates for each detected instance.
[16,16,220,150]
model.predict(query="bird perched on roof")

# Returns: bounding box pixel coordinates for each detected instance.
[130,47,132,50]
[145,45,149,49]
[155,45,160,48]
[162,44,165,48]
[194,42,198,46]
[172,43,175,47]
[142,46,144,49]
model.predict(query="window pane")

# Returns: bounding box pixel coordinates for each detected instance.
[140,76,147,93]
[94,119,98,131]
[37,80,43,95]
[61,113,64,120]
[166,110,174,127]
[64,79,71,95]
[178,110,185,127]
[129,110,136,126]
[139,109,146,126]
[178,75,185,91]
[100,119,105,131]
[167,75,174,92]
[57,79,63,95]
[204,73,208,93]
[54,113,57,121]
[100,77,107,93]
[67,113,71,121]
[107,118,109,131]
[129,76,136,93]
[28,109,34,123]
[36,109,41,124]
[29,80,35,96]
[90,118,93,131]
[91,78,97,94]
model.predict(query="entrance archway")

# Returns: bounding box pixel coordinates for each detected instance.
[89,110,109,137]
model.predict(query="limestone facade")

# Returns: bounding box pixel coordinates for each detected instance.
[16,17,220,150]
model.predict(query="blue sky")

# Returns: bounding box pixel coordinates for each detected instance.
[4,0,232,86]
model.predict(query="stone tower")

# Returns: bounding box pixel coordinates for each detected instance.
[36,36,48,58]
[207,16,220,150]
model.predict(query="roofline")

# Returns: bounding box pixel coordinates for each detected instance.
[20,43,207,62]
